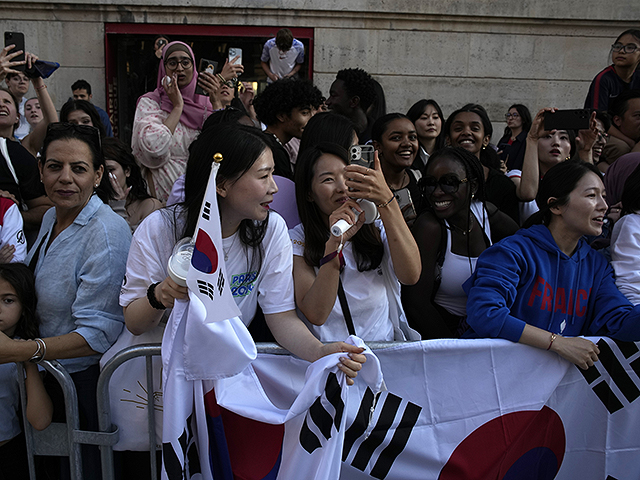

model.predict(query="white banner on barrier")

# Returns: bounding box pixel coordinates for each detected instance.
[205,337,640,480]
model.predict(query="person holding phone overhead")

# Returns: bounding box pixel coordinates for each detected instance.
[131,40,242,203]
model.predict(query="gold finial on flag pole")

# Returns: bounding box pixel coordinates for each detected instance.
[213,153,223,163]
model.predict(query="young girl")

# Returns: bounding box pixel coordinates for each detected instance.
[464,161,640,370]
[291,142,421,341]
[0,263,52,479]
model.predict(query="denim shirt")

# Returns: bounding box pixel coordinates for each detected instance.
[26,195,132,373]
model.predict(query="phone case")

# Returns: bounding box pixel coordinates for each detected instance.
[349,145,375,169]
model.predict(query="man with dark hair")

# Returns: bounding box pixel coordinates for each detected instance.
[253,78,322,179]
[260,28,305,83]
[71,79,114,136]
[325,68,377,142]
[604,89,640,164]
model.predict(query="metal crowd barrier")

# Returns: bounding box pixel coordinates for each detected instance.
[19,341,410,480]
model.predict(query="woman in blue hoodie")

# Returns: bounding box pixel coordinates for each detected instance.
[464,160,640,369]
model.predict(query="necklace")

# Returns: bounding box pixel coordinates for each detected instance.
[223,234,238,262]
[388,170,408,192]
[267,131,283,147]
[446,214,474,236]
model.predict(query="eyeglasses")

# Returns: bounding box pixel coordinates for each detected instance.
[165,57,193,70]
[421,175,468,195]
[596,130,609,142]
[46,122,102,151]
[505,113,520,119]
[611,43,639,54]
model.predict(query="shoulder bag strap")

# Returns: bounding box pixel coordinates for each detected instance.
[337,278,356,336]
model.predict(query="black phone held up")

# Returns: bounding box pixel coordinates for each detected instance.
[4,32,25,72]
[195,58,218,96]
[544,109,591,131]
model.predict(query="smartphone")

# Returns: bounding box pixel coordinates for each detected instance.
[544,109,590,131]
[4,32,25,71]
[349,145,375,169]
[393,188,417,224]
[228,48,242,66]
[195,58,218,96]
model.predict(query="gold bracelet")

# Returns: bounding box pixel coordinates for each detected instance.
[377,194,395,209]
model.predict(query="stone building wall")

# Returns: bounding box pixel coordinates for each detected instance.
[3,0,639,133]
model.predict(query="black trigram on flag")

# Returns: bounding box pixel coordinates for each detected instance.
[162,412,201,480]
[217,270,225,296]
[197,280,215,301]
[202,201,211,221]
[578,339,640,414]
[342,388,421,480]
[299,372,344,453]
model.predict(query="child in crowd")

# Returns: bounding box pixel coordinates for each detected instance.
[0,263,52,479]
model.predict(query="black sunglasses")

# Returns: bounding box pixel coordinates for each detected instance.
[46,122,102,150]
[422,174,468,195]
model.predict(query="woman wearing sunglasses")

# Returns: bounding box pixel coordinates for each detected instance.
[0,123,132,478]
[402,147,518,339]
[584,29,640,112]
[465,161,640,370]
[132,41,242,203]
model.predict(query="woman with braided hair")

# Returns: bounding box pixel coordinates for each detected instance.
[402,147,518,339]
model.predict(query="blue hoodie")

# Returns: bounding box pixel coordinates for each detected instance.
[463,224,640,342]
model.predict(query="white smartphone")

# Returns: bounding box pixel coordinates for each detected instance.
[228,48,242,66]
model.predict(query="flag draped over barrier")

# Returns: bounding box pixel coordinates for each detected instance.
[207,337,640,480]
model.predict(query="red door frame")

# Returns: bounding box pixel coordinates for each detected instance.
[104,23,314,133]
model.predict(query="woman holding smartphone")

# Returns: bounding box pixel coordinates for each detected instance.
[291,142,420,341]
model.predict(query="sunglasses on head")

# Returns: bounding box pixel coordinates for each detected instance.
[421,174,468,195]
[46,122,102,150]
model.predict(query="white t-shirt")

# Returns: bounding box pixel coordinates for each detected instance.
[120,208,295,325]
[289,220,395,342]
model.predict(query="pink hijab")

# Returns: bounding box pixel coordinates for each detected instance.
[140,41,209,130]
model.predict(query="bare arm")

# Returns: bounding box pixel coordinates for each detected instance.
[0,330,97,364]
[284,63,302,78]
[23,73,58,158]
[261,61,278,82]
[123,276,187,335]
[518,324,600,370]
[23,362,52,431]
[293,201,365,326]
[516,108,553,202]
[264,310,365,385]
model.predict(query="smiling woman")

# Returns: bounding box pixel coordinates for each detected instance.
[464,160,640,370]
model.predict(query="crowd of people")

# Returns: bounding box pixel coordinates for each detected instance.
[0,26,640,479]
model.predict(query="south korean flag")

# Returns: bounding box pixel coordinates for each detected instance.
[183,158,256,381]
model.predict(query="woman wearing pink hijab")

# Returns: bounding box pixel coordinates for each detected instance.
[132,41,242,202]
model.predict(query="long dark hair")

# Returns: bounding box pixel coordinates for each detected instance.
[101,137,152,203]
[621,163,640,217]
[180,124,271,279]
[298,112,357,159]
[525,160,603,227]
[42,122,116,202]
[295,142,383,271]
[0,263,39,339]
[502,104,532,138]
[60,99,106,138]
[406,99,446,151]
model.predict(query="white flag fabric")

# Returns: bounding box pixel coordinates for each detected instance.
[194,337,640,480]
[161,161,257,480]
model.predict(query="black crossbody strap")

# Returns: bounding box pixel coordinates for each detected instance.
[337,278,356,336]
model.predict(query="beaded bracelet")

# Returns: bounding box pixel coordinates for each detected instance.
[147,282,166,310]
[377,194,396,209]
